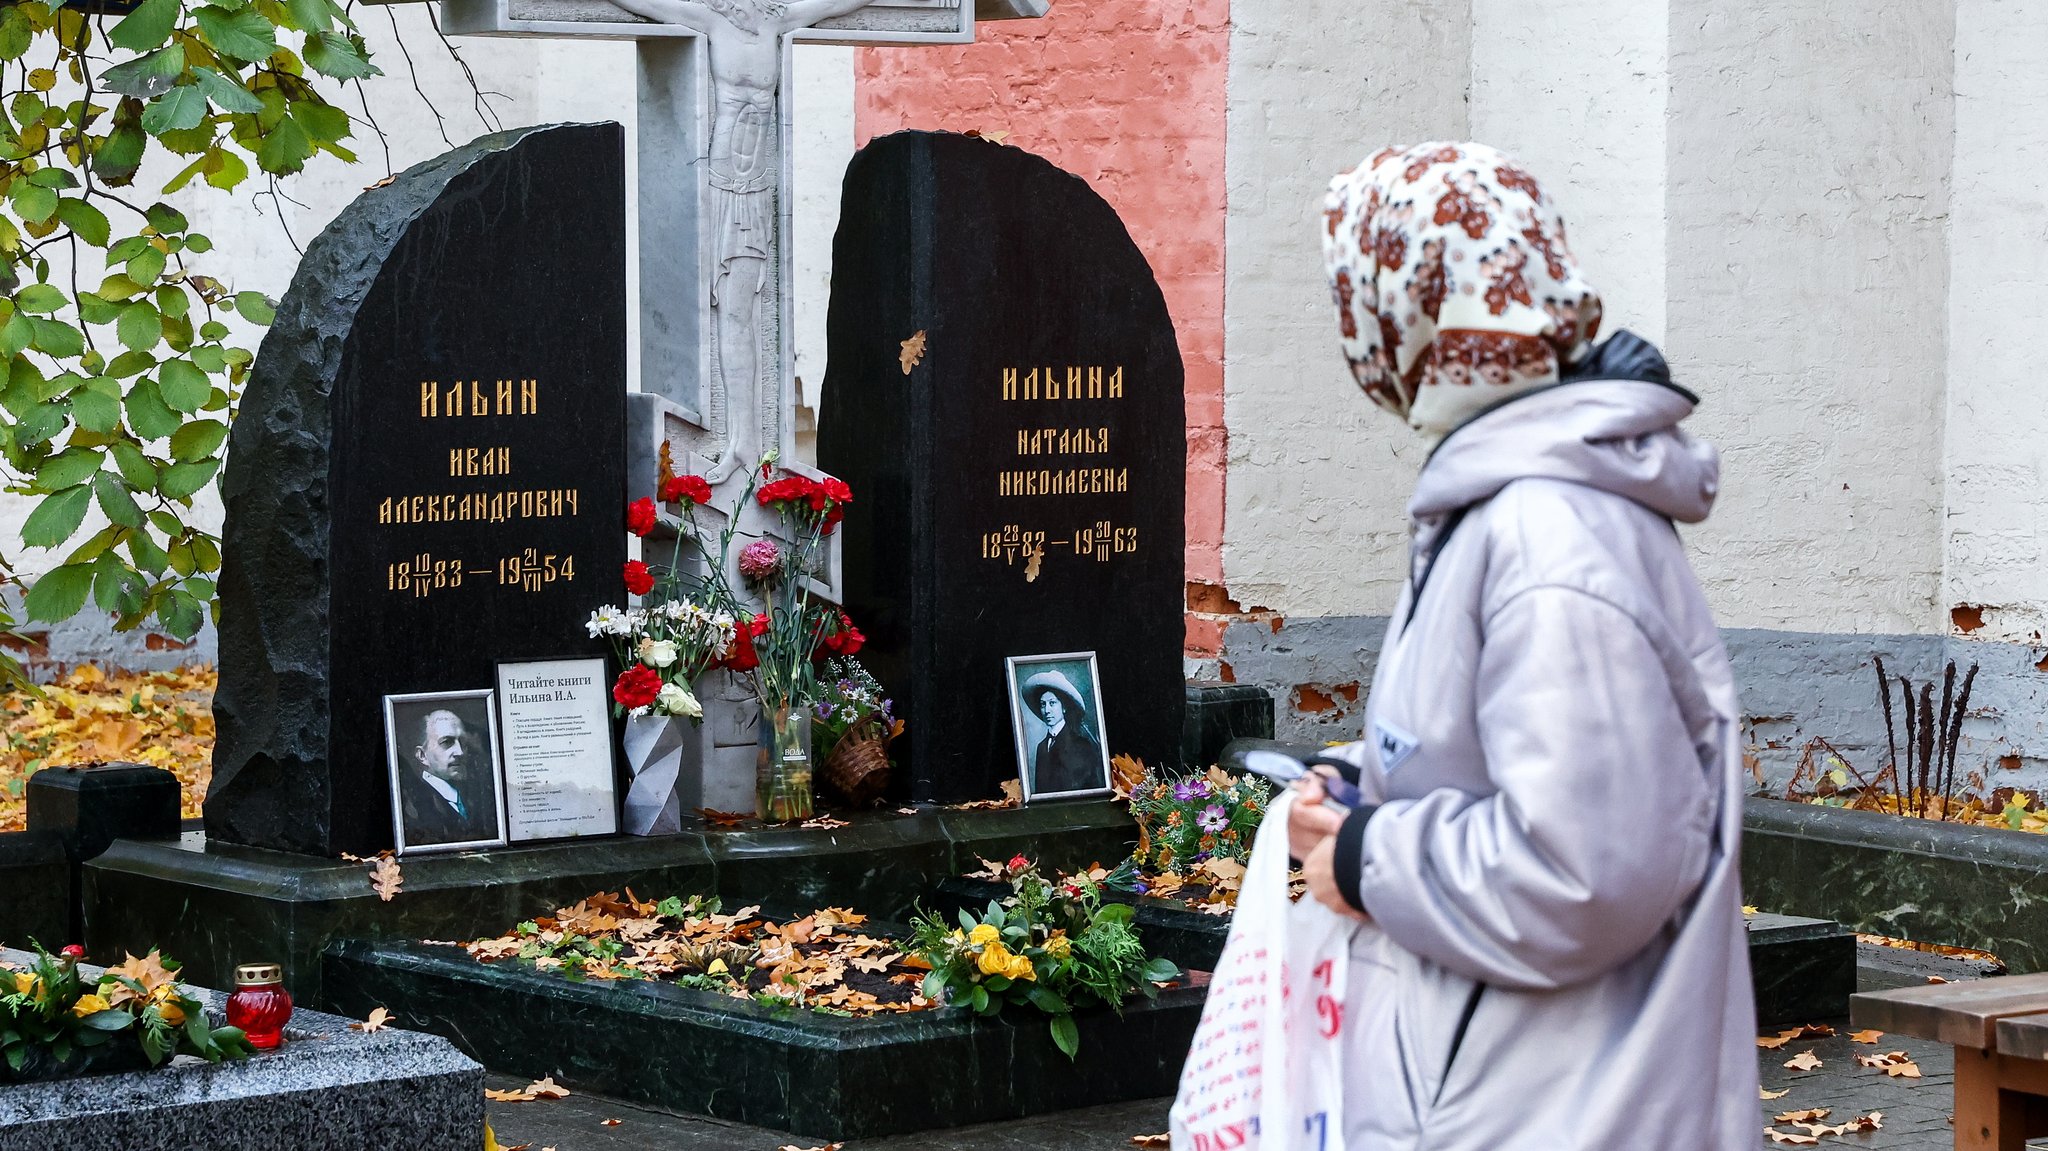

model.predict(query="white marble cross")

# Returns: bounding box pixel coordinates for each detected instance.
[437,0,1050,819]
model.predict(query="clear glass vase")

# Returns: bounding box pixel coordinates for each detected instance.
[756,703,815,823]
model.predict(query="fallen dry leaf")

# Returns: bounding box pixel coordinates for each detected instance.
[698,808,751,827]
[1843,1112,1884,1132]
[1855,1050,1921,1078]
[1130,1136,1170,1149]
[777,1144,844,1151]
[800,816,850,830]
[1928,975,1950,984]
[1000,778,1022,804]
[343,851,404,901]
[1023,543,1043,583]
[899,331,926,375]
[351,1007,393,1033]
[525,1077,571,1099]
[1783,1050,1822,1072]
[1757,1034,1794,1050]
[1760,1087,1789,1100]
[1850,1028,1885,1044]
[1110,754,1147,801]
[1775,1108,1830,1123]
[1763,1128,1819,1146]
[485,1088,532,1102]
[599,1118,621,1127]
[895,806,918,815]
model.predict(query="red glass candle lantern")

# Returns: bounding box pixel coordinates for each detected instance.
[226,963,292,1049]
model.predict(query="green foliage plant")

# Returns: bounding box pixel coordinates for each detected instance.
[908,856,1179,1060]
[0,0,381,680]
[0,942,250,1077]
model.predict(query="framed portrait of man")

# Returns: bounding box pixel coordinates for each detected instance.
[1006,652,1112,802]
[383,689,509,855]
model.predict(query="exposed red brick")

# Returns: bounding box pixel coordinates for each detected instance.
[1218,661,1235,684]
[2001,753,2024,772]
[1294,685,1336,713]
[1186,580,1241,615]
[1953,604,1986,633]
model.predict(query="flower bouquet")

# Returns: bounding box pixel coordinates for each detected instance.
[1,944,250,1082]
[908,856,1180,1059]
[1109,765,1271,910]
[617,454,866,823]
[810,657,899,806]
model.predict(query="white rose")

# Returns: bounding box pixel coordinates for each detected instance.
[643,639,679,668]
[657,682,701,718]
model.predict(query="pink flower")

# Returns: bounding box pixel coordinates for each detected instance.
[738,539,781,582]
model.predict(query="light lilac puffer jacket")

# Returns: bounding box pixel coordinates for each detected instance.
[1327,371,1760,1150]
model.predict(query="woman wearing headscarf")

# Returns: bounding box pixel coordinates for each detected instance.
[1287,142,1759,1149]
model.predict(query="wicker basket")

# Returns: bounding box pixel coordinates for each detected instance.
[823,719,892,807]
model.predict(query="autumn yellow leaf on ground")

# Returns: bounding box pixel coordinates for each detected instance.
[1759,1086,1789,1100]
[1856,1051,1922,1078]
[1756,1033,1794,1049]
[1783,1050,1822,1072]
[350,1007,393,1033]
[1763,1128,1818,1146]
[1774,1108,1829,1123]
[1850,1029,1885,1044]
[0,664,216,832]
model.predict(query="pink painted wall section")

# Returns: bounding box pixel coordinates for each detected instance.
[853,0,1231,657]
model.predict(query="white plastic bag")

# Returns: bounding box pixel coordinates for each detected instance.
[1171,792,1358,1151]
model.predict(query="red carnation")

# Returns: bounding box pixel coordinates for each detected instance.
[626,497,657,537]
[613,664,663,710]
[822,477,852,505]
[59,945,84,961]
[1007,854,1031,873]
[725,625,760,672]
[757,475,815,507]
[661,474,712,505]
[623,560,655,596]
[820,613,864,657]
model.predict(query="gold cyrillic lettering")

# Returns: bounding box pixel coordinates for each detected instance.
[1003,368,1018,401]
[420,382,438,418]
[1109,367,1124,398]
[522,379,538,414]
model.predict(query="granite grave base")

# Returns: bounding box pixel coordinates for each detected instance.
[1744,795,2048,972]
[0,949,480,1151]
[931,879,1856,1024]
[323,937,1205,1142]
[81,803,1134,1007]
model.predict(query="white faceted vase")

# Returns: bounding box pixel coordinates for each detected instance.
[621,713,687,836]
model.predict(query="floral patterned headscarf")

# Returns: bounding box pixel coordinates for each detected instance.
[1322,142,1603,435]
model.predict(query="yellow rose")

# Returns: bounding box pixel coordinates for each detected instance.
[11,972,39,997]
[976,940,1013,977]
[968,924,1000,947]
[1044,933,1072,960]
[70,994,111,1017]
[149,983,186,1026]
[1006,954,1037,982]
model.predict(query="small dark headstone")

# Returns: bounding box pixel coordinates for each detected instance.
[819,132,1186,802]
[24,762,178,942]
[207,124,628,856]
[1182,683,1275,769]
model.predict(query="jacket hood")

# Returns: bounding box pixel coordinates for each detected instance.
[1409,340,1719,525]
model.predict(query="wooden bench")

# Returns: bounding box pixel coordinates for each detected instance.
[1853,973,2048,1150]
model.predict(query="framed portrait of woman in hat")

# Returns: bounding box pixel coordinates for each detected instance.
[1006,652,1112,802]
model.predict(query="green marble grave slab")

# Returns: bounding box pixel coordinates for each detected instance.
[81,802,1134,1007]
[323,938,1205,1141]
[1744,796,2048,972]
[934,876,1856,1021]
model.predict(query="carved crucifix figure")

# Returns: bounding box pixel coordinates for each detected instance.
[603,0,878,471]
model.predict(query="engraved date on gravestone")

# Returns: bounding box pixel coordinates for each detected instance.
[373,378,589,598]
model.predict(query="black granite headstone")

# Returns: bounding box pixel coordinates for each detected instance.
[207,124,627,856]
[819,132,1186,803]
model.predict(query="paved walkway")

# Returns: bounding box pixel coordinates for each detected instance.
[484,945,1987,1151]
